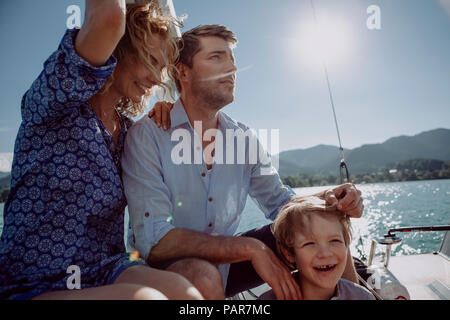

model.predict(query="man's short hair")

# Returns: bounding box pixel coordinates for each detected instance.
[174,24,238,92]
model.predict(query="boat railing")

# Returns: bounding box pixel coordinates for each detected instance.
[368,225,450,268]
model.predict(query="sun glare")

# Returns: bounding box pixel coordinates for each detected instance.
[288,15,353,72]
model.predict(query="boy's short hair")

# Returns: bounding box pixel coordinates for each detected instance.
[173,24,238,92]
[272,196,352,257]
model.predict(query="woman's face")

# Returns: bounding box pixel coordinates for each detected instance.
[113,36,166,103]
[289,214,348,290]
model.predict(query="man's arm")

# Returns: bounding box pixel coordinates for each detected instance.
[246,136,363,285]
[149,228,261,264]
[149,228,301,300]
[342,249,359,283]
[122,119,300,300]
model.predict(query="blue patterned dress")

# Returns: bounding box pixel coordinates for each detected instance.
[0,29,145,299]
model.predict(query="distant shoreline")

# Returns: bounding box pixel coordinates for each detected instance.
[282,174,450,188]
[1,177,450,204]
[282,159,450,188]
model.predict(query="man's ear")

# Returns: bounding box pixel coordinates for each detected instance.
[176,63,188,81]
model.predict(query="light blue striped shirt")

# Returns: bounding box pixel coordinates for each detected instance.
[122,99,295,284]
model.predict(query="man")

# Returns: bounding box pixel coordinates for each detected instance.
[122,25,364,300]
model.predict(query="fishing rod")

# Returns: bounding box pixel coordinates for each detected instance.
[309,0,350,184]
[308,1,386,299]
[385,225,450,238]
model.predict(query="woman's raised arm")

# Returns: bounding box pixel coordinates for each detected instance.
[75,0,126,66]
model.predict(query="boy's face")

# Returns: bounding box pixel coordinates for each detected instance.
[290,214,348,290]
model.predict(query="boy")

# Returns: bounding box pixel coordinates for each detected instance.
[259,196,375,300]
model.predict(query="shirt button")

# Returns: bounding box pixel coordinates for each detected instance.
[208,197,213,202]
[144,212,150,217]
[208,223,213,227]
[201,172,206,177]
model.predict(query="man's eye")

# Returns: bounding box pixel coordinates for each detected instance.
[211,55,220,60]
[331,239,343,243]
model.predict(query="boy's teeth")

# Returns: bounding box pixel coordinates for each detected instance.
[315,264,335,270]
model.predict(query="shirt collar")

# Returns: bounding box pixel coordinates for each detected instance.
[170,99,241,131]
[170,99,191,128]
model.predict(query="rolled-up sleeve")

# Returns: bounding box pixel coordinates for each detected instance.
[22,29,116,126]
[122,120,175,260]
[248,139,295,221]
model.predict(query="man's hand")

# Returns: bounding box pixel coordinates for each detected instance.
[148,101,174,130]
[247,237,302,300]
[323,183,364,218]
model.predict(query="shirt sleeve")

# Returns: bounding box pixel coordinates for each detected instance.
[21,28,117,126]
[121,119,175,260]
[248,134,295,221]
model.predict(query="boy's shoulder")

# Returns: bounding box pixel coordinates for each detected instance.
[334,278,376,300]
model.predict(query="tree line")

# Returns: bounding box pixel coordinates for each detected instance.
[282,159,450,188]
[1,159,450,203]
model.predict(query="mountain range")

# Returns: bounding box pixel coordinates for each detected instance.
[0,128,449,188]
[275,128,450,177]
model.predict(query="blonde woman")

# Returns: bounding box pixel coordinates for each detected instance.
[0,0,202,300]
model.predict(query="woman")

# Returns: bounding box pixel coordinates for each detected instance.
[0,0,202,300]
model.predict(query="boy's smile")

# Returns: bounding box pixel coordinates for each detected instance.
[290,214,348,295]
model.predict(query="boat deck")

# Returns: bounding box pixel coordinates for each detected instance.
[389,253,450,300]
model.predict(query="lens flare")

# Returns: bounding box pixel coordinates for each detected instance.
[129,251,140,261]
[200,65,252,82]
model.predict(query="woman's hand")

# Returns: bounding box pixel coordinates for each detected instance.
[148,101,174,130]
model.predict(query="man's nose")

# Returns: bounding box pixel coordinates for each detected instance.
[227,58,237,73]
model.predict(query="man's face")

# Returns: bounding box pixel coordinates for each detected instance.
[186,36,237,108]
[291,214,348,291]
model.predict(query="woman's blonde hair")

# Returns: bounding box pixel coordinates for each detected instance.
[104,2,181,117]
[272,196,352,261]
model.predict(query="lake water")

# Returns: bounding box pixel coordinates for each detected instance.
[1,179,449,258]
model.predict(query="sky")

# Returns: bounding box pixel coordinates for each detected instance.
[0,0,449,155]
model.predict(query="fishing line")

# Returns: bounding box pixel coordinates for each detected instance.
[309,0,350,184]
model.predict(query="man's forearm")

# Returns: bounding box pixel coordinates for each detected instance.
[147,228,264,266]
[342,249,359,284]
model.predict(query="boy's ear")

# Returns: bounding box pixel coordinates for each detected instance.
[280,246,296,266]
